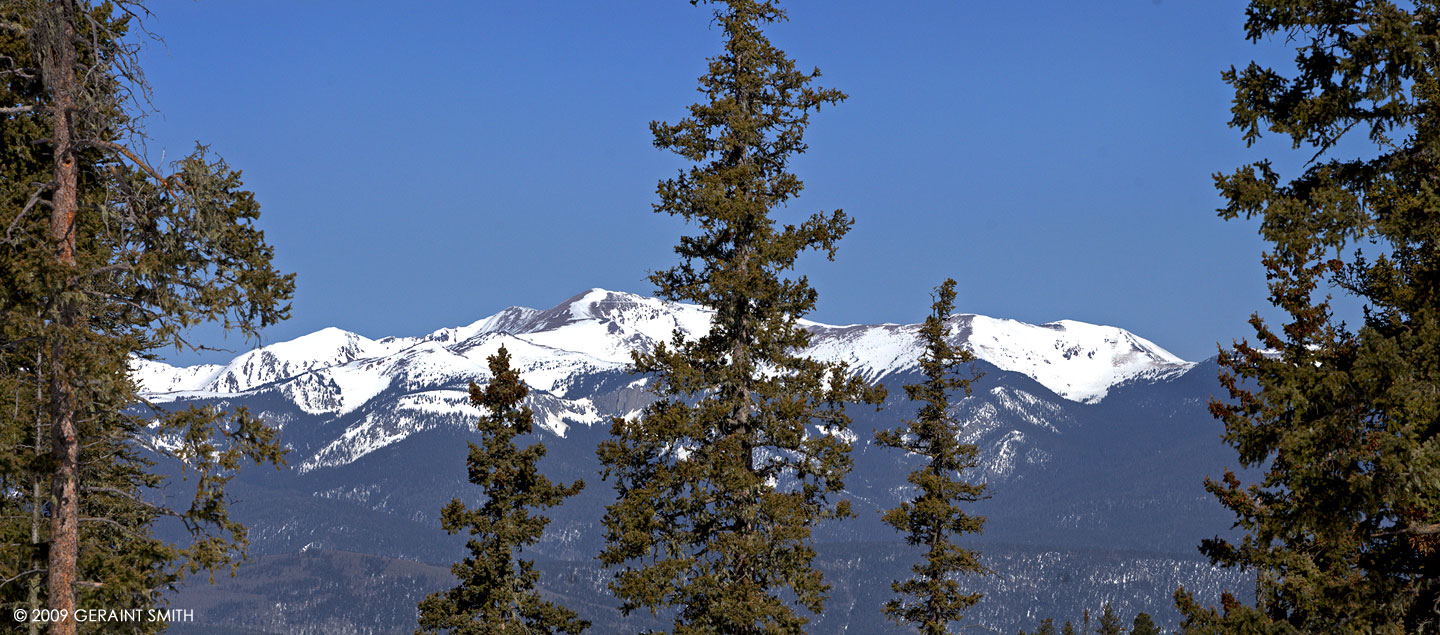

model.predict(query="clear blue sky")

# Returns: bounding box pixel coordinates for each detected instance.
[135,1,1307,364]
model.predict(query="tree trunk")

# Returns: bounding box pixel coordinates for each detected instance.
[30,353,44,635]
[36,1,81,633]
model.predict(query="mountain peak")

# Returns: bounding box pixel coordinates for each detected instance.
[129,289,1198,471]
[135,289,1191,406]
[959,314,1191,402]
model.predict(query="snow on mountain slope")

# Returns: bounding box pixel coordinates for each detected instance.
[136,288,1192,406]
[129,358,224,394]
[959,315,1192,403]
[132,289,1194,470]
[504,289,713,363]
[803,314,1193,403]
[161,327,410,397]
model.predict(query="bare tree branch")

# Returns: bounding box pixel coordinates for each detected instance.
[80,516,152,542]
[79,262,132,279]
[0,568,45,588]
[4,181,54,245]
[75,139,173,188]
[1376,522,1440,538]
[81,485,180,517]
[0,105,32,114]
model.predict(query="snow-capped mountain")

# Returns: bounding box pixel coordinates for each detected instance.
[132,288,1193,473]
[145,289,1245,633]
[136,289,1191,402]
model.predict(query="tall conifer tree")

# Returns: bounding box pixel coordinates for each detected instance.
[595,1,882,632]
[1,2,294,633]
[1095,604,1122,635]
[416,346,587,635]
[875,279,987,634]
[1175,1,1440,633]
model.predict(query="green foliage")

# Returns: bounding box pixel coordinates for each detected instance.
[595,1,882,633]
[874,279,987,634]
[1096,603,1122,635]
[1129,612,1160,635]
[0,0,293,628]
[1026,608,1160,635]
[1021,618,1057,635]
[1176,1,1440,633]
[416,347,587,635]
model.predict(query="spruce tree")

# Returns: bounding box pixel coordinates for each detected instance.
[875,278,987,634]
[1060,621,1076,635]
[1,2,293,632]
[1019,618,1059,635]
[595,0,882,632]
[1095,604,1122,635]
[416,346,586,635]
[1129,612,1159,635]
[1174,1,1440,633]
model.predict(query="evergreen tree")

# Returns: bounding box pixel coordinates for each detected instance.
[416,346,587,635]
[875,278,987,634]
[1129,612,1159,635]
[1021,618,1057,635]
[1095,603,1122,635]
[595,0,882,632]
[1,2,293,632]
[1060,620,1076,635]
[1175,1,1440,633]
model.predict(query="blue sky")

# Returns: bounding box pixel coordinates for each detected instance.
[136,1,1305,364]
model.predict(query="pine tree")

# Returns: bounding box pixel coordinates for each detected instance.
[1,2,293,632]
[1095,604,1122,635]
[595,1,882,632]
[416,346,587,635]
[875,278,987,634]
[1175,2,1440,633]
[1018,618,1062,635]
[1129,612,1159,635]
[1021,618,1058,635]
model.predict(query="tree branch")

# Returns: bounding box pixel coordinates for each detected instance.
[80,516,153,542]
[1376,522,1440,537]
[0,105,33,114]
[75,139,177,194]
[5,181,54,245]
[80,262,132,279]
[81,485,182,519]
[0,568,44,588]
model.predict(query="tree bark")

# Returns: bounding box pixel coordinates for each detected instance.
[30,353,44,635]
[36,1,81,633]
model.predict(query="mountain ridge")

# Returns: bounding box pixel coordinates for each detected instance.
[134,287,1195,405]
[139,289,1248,633]
[130,288,1200,475]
